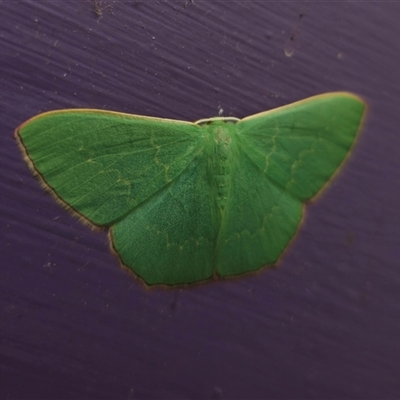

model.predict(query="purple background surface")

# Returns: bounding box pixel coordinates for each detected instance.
[1,2,400,399]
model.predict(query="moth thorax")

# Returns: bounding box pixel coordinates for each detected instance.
[213,127,232,211]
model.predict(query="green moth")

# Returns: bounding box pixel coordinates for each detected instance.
[15,92,366,286]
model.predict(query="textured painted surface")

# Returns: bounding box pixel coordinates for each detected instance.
[1,1,400,399]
